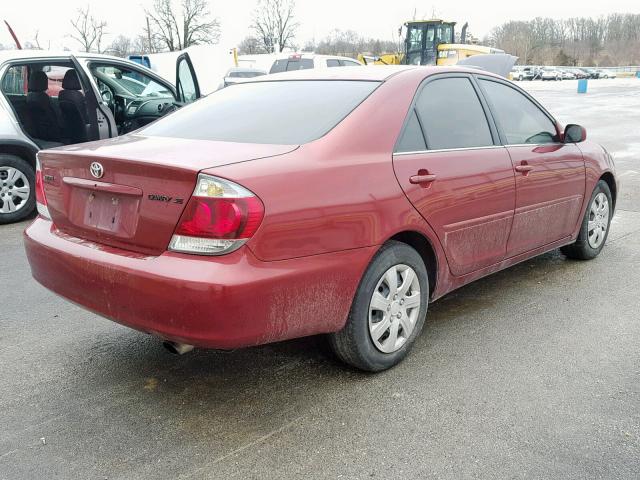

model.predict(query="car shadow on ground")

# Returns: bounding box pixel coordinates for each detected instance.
[60,249,571,404]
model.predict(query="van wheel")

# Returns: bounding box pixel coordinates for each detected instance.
[329,241,429,372]
[0,154,35,224]
[561,180,613,260]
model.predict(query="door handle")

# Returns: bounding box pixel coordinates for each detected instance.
[409,174,437,185]
[514,165,534,174]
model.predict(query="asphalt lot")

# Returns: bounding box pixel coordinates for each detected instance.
[1,78,639,479]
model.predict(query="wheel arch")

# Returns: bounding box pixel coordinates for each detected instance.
[0,140,38,169]
[388,230,438,298]
[600,172,617,209]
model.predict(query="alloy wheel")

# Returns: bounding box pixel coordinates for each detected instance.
[368,264,421,354]
[587,192,609,249]
[0,166,31,214]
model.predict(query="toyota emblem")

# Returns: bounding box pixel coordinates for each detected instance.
[90,162,104,179]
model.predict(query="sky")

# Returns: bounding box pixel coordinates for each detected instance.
[2,0,639,51]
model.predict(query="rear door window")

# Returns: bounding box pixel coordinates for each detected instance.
[286,59,314,71]
[479,79,557,144]
[414,77,493,150]
[327,59,341,67]
[395,110,426,153]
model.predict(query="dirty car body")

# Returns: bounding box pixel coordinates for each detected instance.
[24,66,617,367]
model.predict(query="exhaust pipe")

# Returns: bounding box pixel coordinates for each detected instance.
[162,341,194,355]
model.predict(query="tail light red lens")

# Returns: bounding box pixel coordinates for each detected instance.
[169,174,264,256]
[35,156,51,219]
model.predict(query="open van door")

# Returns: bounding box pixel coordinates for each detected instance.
[175,52,201,105]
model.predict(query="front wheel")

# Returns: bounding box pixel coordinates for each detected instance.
[329,241,429,372]
[561,180,613,260]
[0,154,35,224]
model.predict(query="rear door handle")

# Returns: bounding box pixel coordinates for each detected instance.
[515,165,534,174]
[409,174,437,185]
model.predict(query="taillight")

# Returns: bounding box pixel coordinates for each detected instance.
[35,155,51,220]
[169,174,264,255]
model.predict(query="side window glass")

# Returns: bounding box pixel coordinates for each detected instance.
[1,66,27,95]
[395,110,426,153]
[269,59,287,74]
[479,79,557,144]
[415,77,493,150]
[327,59,340,67]
[341,60,361,67]
[285,60,299,71]
[177,59,197,103]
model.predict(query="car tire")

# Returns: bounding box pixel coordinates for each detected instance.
[561,180,613,260]
[0,154,35,225]
[328,241,429,372]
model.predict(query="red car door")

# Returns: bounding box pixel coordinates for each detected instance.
[477,78,586,257]
[392,75,516,276]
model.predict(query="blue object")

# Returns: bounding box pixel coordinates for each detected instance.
[636,71,640,78]
[577,78,588,93]
[127,55,151,68]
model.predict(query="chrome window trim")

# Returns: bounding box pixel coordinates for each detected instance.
[393,145,505,156]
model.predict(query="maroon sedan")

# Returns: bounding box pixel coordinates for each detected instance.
[25,66,617,371]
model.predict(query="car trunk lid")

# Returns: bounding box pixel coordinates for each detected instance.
[38,134,296,255]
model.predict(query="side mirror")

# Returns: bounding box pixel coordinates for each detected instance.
[564,124,587,143]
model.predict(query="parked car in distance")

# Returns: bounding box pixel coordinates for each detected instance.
[580,68,600,79]
[541,68,562,81]
[0,49,201,224]
[268,53,363,73]
[218,67,267,89]
[511,66,534,81]
[25,66,617,372]
[568,68,587,79]
[597,69,616,79]
[560,69,576,80]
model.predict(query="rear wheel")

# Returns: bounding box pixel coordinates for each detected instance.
[0,154,35,224]
[329,241,429,372]
[561,180,613,260]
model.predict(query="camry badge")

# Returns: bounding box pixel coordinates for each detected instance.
[90,162,104,179]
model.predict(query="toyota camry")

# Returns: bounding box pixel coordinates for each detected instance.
[24,66,617,371]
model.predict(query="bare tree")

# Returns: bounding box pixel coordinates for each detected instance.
[107,35,133,57]
[238,36,267,55]
[251,0,298,53]
[146,0,221,52]
[70,5,107,53]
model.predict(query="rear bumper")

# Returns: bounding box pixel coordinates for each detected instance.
[24,218,376,349]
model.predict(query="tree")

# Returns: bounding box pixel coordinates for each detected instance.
[108,35,134,57]
[251,0,298,53]
[238,36,266,55]
[146,0,221,52]
[70,5,107,53]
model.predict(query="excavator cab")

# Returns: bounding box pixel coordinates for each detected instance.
[404,20,456,66]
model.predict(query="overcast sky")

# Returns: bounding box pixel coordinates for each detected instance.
[2,0,639,51]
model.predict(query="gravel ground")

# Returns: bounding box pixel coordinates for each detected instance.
[1,77,639,480]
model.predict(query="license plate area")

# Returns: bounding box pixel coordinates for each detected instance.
[69,188,140,238]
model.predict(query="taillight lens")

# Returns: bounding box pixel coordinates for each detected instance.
[169,174,264,256]
[35,155,51,220]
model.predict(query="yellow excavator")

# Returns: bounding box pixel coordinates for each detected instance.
[358,19,503,67]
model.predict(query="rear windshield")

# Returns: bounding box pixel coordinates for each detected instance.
[141,80,379,145]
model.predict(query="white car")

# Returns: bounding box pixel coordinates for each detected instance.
[560,70,576,80]
[0,49,201,223]
[267,53,362,73]
[598,69,617,79]
[541,69,562,81]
